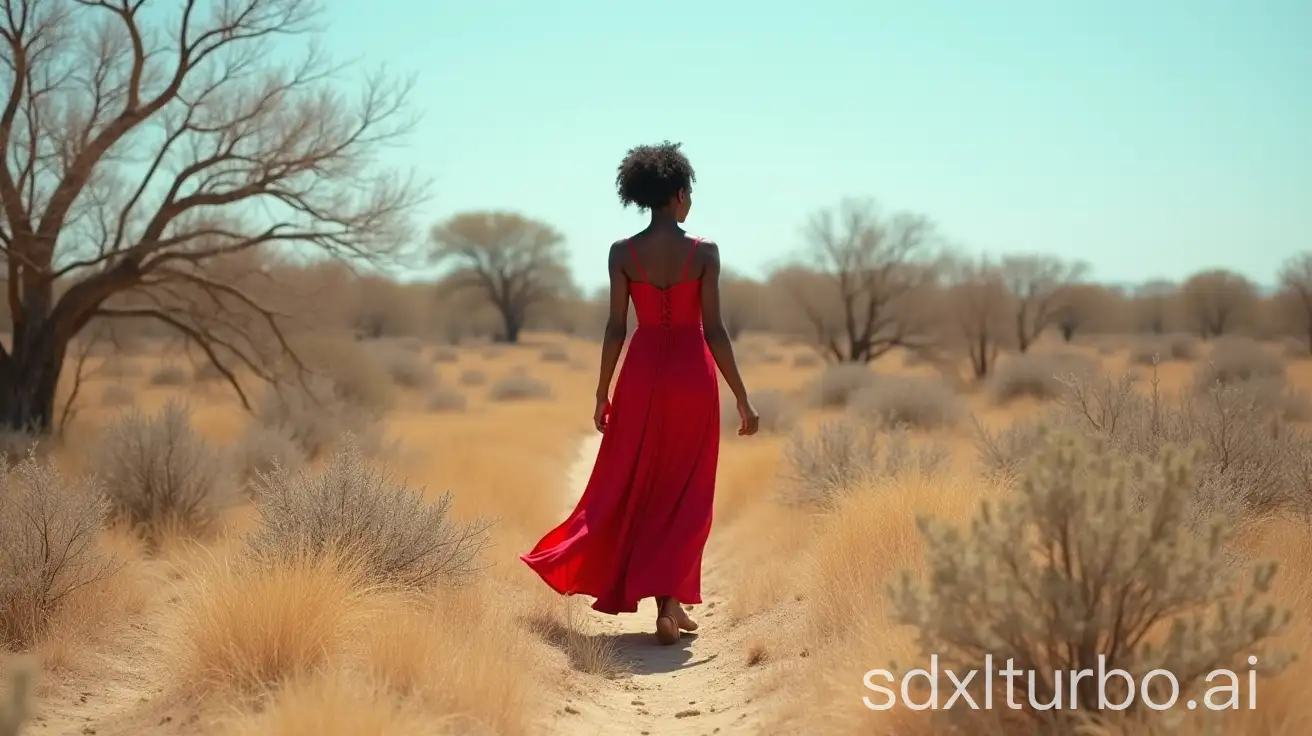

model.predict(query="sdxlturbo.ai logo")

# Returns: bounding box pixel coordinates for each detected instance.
[864,655,1262,712]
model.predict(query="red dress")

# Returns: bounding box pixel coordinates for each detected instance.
[520,239,720,614]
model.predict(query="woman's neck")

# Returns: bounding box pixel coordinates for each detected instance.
[648,208,680,231]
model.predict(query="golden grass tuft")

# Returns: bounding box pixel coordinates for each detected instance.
[169,550,375,695]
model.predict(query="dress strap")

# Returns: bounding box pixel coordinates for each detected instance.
[680,237,702,282]
[626,239,649,283]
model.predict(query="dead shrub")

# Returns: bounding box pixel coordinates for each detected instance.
[805,363,876,409]
[95,399,236,540]
[380,348,436,391]
[1194,336,1285,391]
[458,369,486,386]
[424,387,467,414]
[148,363,190,387]
[232,426,307,490]
[0,433,45,463]
[288,335,393,412]
[255,376,385,460]
[978,368,1312,520]
[488,375,552,402]
[1,453,116,650]
[539,345,569,363]
[891,429,1290,729]
[100,384,135,408]
[781,419,950,508]
[847,375,964,430]
[1282,337,1309,359]
[1128,333,1198,365]
[792,352,822,368]
[722,389,799,435]
[248,439,492,589]
[192,361,225,383]
[988,351,1096,404]
[431,346,460,363]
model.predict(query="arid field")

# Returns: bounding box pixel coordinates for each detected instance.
[3,311,1312,735]
[2,2,1310,734]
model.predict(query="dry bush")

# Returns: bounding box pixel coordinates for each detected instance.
[232,426,307,490]
[891,429,1290,729]
[1282,337,1309,359]
[487,374,552,402]
[805,363,876,409]
[722,389,799,435]
[171,552,372,695]
[782,419,950,508]
[95,399,236,540]
[431,345,460,363]
[458,369,486,386]
[148,363,190,387]
[978,370,1312,520]
[424,387,467,413]
[0,656,34,736]
[248,440,492,590]
[255,376,386,460]
[289,335,394,412]
[379,348,436,391]
[97,357,141,379]
[988,351,1096,404]
[1194,336,1285,391]
[1127,333,1198,365]
[539,344,569,363]
[792,352,822,368]
[221,674,433,736]
[847,375,965,430]
[0,433,45,462]
[100,384,135,408]
[1,454,115,650]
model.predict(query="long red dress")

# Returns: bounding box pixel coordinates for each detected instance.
[520,239,720,614]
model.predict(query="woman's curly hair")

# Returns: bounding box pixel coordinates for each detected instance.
[615,141,695,210]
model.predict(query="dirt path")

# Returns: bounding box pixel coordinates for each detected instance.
[545,435,765,736]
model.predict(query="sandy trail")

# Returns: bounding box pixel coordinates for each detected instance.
[544,434,764,736]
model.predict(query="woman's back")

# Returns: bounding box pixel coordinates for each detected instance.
[624,234,706,330]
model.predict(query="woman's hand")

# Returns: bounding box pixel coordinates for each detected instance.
[594,395,610,433]
[736,396,760,436]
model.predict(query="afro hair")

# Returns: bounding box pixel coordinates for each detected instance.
[615,141,696,210]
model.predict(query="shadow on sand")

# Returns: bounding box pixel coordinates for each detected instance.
[524,615,718,676]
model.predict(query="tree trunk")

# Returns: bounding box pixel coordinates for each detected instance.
[1059,323,1075,342]
[0,330,66,434]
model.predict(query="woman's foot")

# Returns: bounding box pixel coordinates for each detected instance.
[674,605,698,632]
[654,597,681,645]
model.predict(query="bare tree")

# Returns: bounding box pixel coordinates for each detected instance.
[1130,279,1176,334]
[1054,283,1116,342]
[719,271,765,339]
[428,211,572,344]
[1277,253,1312,352]
[1179,269,1256,339]
[942,255,1013,379]
[0,0,423,432]
[998,255,1089,352]
[783,198,938,363]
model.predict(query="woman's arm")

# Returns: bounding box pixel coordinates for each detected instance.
[596,242,630,402]
[698,241,750,404]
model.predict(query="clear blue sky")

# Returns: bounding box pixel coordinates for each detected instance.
[321,0,1311,292]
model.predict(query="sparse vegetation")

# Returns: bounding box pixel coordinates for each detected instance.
[424,387,468,413]
[988,351,1095,403]
[847,374,964,429]
[781,419,950,507]
[1,454,115,649]
[805,363,875,409]
[488,374,553,402]
[248,440,492,589]
[95,400,236,541]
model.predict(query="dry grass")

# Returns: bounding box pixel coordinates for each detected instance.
[424,387,468,413]
[780,418,951,507]
[168,551,376,695]
[100,384,135,408]
[458,369,487,386]
[1128,333,1198,365]
[1194,335,1286,390]
[148,363,190,387]
[805,363,875,409]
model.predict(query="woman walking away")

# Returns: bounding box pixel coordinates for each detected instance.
[520,141,759,646]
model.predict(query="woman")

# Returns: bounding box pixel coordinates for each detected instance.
[520,141,759,646]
